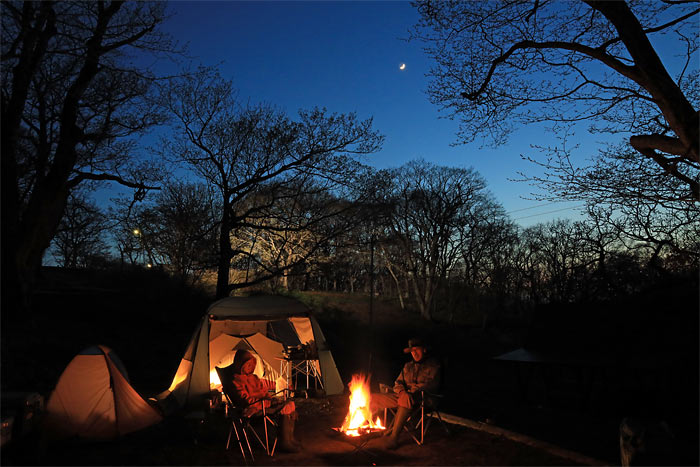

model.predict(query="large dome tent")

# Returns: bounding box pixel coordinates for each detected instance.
[156,295,344,413]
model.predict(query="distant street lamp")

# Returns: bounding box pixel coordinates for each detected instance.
[132,227,156,269]
[132,227,145,265]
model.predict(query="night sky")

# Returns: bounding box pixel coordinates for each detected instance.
[106,1,682,226]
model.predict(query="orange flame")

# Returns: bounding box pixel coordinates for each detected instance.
[340,374,385,437]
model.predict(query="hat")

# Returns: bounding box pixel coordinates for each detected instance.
[403,337,428,354]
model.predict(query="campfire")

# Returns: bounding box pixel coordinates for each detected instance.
[338,374,385,437]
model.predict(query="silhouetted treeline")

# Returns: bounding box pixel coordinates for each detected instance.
[48,159,698,326]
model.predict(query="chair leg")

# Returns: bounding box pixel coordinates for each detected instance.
[226,421,233,451]
[401,411,422,445]
[231,419,252,463]
[434,410,450,434]
[421,403,425,445]
[249,418,281,457]
[422,414,440,444]
[270,432,278,457]
[419,409,451,443]
[386,407,399,436]
[405,423,421,445]
[263,414,270,455]
[247,422,266,448]
[241,423,255,462]
[386,397,449,447]
[266,415,279,456]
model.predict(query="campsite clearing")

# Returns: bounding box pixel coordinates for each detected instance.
[3,395,588,466]
[3,269,697,465]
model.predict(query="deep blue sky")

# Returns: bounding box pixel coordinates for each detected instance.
[124,1,677,226]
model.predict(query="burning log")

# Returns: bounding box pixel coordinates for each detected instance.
[338,374,385,437]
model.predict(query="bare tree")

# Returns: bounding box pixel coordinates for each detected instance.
[159,69,383,298]
[604,196,700,270]
[112,223,142,268]
[230,184,338,291]
[456,202,518,326]
[304,213,380,294]
[1,1,178,311]
[109,198,155,268]
[149,181,219,284]
[413,0,699,201]
[459,198,511,288]
[378,159,492,321]
[50,192,109,268]
[108,181,219,284]
[379,240,410,310]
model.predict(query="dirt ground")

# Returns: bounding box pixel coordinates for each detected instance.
[2,396,584,466]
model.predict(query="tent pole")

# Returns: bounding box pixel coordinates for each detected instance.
[367,233,375,375]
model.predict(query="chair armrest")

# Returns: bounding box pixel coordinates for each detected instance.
[247,389,291,410]
[420,390,444,410]
[268,389,292,398]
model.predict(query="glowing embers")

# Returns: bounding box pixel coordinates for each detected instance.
[339,374,385,437]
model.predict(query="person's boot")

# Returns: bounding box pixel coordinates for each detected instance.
[385,407,411,450]
[289,412,304,449]
[279,414,301,453]
[380,411,393,437]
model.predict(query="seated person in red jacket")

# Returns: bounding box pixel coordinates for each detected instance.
[370,337,441,449]
[230,349,301,452]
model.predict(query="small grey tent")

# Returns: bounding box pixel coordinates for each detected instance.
[157,295,344,412]
[44,345,162,439]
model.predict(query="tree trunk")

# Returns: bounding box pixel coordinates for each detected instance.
[216,203,233,299]
[3,2,125,313]
[1,4,57,315]
[588,1,700,198]
[385,260,405,310]
[409,274,433,321]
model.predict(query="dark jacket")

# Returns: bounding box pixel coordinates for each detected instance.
[393,355,441,395]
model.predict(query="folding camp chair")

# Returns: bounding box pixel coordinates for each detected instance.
[381,387,450,446]
[408,389,450,445]
[380,354,451,447]
[215,365,281,463]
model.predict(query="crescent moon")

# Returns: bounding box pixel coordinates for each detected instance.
[399,63,406,70]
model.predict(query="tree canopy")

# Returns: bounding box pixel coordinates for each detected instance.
[412,0,699,201]
[159,69,383,298]
[1,1,178,311]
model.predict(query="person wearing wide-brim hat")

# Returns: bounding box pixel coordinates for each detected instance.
[370,337,441,450]
[403,337,430,354]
